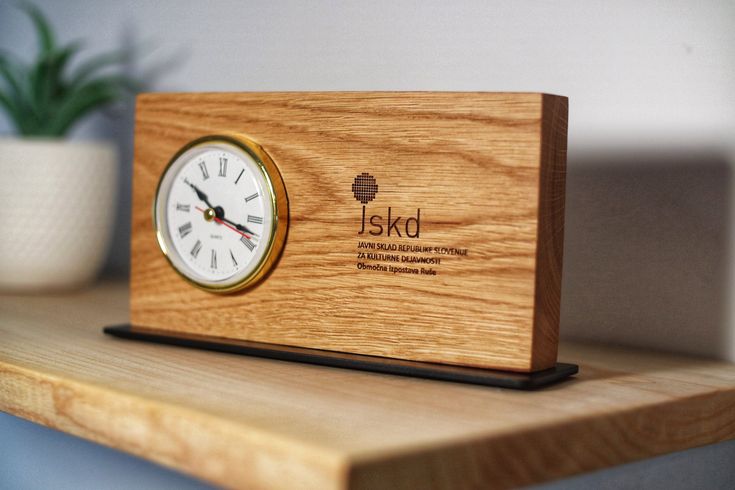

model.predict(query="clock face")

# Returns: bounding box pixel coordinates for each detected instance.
[154,135,287,292]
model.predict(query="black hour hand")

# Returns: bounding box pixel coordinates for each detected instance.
[186,179,214,209]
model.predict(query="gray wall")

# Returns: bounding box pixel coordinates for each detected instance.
[1,0,733,360]
[1,1,734,488]
[2,0,733,361]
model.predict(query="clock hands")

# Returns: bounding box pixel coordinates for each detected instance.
[186,179,259,237]
[194,207,258,240]
[219,215,258,237]
[185,179,215,210]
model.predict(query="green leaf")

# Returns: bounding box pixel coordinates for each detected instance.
[29,42,81,115]
[0,52,24,96]
[0,2,143,137]
[18,2,55,54]
[68,49,131,89]
[46,76,132,135]
[0,88,20,129]
[0,51,33,132]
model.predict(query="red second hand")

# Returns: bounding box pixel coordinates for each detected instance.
[195,206,251,239]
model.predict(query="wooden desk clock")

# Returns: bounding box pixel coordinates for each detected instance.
[105,92,577,389]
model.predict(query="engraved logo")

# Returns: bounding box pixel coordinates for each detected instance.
[352,172,378,204]
[354,173,420,238]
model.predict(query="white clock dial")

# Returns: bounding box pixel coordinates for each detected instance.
[154,136,286,292]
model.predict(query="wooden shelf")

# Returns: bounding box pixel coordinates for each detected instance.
[1,281,734,490]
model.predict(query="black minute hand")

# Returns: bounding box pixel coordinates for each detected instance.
[185,179,258,236]
[220,216,258,237]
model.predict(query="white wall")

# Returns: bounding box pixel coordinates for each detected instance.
[1,0,733,359]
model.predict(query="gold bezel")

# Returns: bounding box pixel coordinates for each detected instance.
[153,134,288,293]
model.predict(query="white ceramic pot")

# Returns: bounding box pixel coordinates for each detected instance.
[0,137,117,291]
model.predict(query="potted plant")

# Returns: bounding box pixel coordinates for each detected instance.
[0,3,138,290]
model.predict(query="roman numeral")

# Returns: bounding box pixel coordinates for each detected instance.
[198,161,209,180]
[190,239,202,258]
[247,215,263,224]
[176,203,190,212]
[210,249,217,269]
[240,235,255,251]
[230,249,238,266]
[178,222,192,238]
[245,192,259,203]
[218,157,227,177]
[234,169,244,184]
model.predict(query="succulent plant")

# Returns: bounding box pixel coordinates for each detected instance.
[0,2,139,137]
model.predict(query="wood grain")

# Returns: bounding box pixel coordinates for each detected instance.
[130,92,568,372]
[531,94,568,370]
[2,282,735,489]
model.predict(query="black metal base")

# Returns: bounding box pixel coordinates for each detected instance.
[103,324,578,390]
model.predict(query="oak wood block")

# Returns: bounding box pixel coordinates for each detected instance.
[130,92,568,372]
[1,282,735,489]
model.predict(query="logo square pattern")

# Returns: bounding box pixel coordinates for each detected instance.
[352,173,378,204]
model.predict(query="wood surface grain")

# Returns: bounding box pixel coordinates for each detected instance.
[2,282,735,489]
[531,94,568,370]
[130,92,568,372]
